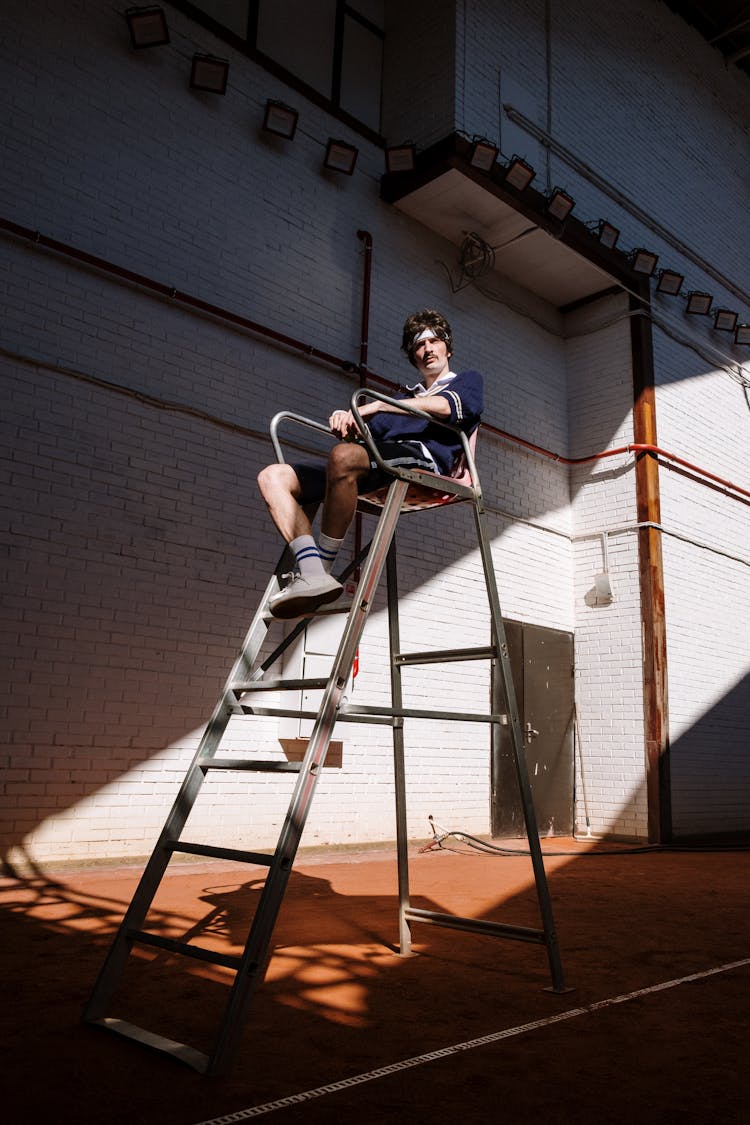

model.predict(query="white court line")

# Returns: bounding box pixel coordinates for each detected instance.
[194,958,750,1124]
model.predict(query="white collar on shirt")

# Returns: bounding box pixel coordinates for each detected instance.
[406,370,457,395]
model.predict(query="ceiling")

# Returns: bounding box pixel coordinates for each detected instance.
[665,1,750,77]
[392,170,614,309]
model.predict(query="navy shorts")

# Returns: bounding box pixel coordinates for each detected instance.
[292,440,438,504]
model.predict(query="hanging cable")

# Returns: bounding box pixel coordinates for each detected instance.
[420,816,749,856]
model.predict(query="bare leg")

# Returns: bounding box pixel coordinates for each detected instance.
[257,463,312,544]
[321,442,371,539]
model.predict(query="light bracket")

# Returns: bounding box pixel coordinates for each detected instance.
[125,6,169,49]
[385,144,416,174]
[630,248,659,277]
[263,100,298,139]
[656,269,684,296]
[324,139,358,175]
[503,155,535,192]
[190,54,229,94]
[686,291,713,315]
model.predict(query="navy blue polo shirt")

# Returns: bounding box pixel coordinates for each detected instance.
[366,369,483,475]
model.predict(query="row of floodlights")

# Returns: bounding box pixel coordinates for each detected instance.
[125,7,360,174]
[126,10,749,344]
[463,137,750,345]
[622,247,749,341]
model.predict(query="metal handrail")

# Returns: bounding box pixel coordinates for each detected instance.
[349,387,480,495]
[269,410,333,464]
[270,391,481,500]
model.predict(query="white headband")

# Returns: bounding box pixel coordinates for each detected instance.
[411,327,442,348]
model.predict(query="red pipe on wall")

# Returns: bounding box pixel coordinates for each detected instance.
[3,215,748,504]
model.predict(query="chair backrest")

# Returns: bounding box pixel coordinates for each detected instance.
[357,428,479,514]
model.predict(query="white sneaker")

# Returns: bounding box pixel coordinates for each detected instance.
[268,572,343,619]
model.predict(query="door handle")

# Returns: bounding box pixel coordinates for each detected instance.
[525,722,539,741]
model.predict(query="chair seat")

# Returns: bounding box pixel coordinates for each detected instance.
[357,444,477,514]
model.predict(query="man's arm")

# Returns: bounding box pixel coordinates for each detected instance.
[329,393,450,440]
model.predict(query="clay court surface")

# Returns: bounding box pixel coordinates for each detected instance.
[2,837,748,1124]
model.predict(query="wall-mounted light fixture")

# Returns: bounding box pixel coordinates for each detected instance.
[630,248,659,276]
[656,269,684,295]
[324,139,358,175]
[713,308,738,332]
[262,99,298,139]
[125,6,169,49]
[546,187,575,221]
[469,138,499,171]
[385,144,416,173]
[503,155,535,191]
[592,534,614,606]
[686,291,712,315]
[734,324,750,345]
[592,219,620,249]
[190,54,229,94]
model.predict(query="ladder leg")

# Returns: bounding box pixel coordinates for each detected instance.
[472,500,567,993]
[207,478,410,1074]
[385,540,412,955]
[84,564,294,1023]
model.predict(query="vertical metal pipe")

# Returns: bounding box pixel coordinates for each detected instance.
[385,540,412,955]
[630,288,671,844]
[472,498,566,992]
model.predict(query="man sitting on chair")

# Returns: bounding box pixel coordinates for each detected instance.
[257,309,483,619]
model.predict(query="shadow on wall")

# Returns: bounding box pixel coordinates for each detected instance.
[669,670,750,839]
[0,359,492,865]
[3,301,746,864]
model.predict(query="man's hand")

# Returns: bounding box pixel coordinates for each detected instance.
[329,409,361,440]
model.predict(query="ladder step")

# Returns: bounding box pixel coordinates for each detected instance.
[199,757,302,773]
[231,677,330,693]
[232,704,395,725]
[129,928,243,970]
[91,1017,209,1073]
[404,907,545,945]
[167,840,275,865]
[339,703,508,725]
[395,644,496,666]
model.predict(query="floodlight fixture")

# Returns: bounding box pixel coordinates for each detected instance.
[190,53,229,94]
[734,323,750,345]
[713,308,738,332]
[469,138,499,172]
[655,269,684,296]
[262,100,298,139]
[385,144,416,173]
[125,6,169,49]
[630,248,659,276]
[503,154,535,192]
[546,187,575,221]
[324,139,358,175]
[686,291,712,315]
[593,219,620,249]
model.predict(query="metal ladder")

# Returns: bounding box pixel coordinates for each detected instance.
[84,390,567,1075]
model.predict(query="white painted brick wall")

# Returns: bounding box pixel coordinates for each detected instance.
[2,0,748,864]
[566,295,649,838]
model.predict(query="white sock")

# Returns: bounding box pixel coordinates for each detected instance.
[290,534,325,577]
[318,532,344,573]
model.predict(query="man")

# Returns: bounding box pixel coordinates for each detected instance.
[257,309,483,618]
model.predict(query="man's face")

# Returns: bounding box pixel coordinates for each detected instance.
[412,333,450,381]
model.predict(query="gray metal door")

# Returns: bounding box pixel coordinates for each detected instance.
[491,622,574,837]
